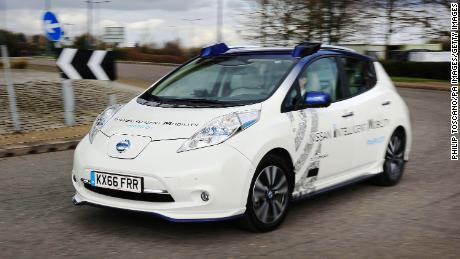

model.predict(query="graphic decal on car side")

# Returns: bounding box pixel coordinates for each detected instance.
[294,143,322,196]
[286,111,295,127]
[367,136,385,144]
[288,109,322,197]
[288,109,390,197]
[293,109,319,170]
[294,110,307,151]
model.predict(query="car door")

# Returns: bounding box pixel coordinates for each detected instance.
[283,56,356,196]
[339,56,387,172]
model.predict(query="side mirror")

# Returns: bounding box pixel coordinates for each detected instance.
[303,91,331,108]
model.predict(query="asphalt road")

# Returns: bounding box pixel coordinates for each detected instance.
[0,88,459,258]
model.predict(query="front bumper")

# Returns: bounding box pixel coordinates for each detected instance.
[72,134,255,221]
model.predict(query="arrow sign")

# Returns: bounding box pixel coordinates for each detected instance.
[88,50,110,80]
[56,48,116,81]
[57,48,81,79]
[43,11,62,42]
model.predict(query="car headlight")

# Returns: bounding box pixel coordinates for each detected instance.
[89,104,124,143]
[177,110,260,153]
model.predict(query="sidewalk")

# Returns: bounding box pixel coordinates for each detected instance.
[0,70,142,157]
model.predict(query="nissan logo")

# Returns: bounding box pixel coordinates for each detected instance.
[115,139,131,153]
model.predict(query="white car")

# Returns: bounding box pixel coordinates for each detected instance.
[72,43,412,231]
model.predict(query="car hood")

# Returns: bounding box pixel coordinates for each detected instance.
[101,99,262,141]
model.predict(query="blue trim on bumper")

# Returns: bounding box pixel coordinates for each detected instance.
[72,173,379,223]
[291,174,376,203]
[72,197,244,223]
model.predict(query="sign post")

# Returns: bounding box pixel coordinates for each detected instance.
[43,11,76,126]
[109,93,117,105]
[1,45,21,131]
[62,79,75,125]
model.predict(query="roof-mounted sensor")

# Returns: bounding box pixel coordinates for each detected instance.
[292,42,321,58]
[200,43,230,58]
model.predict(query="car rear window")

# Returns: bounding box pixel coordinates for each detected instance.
[341,57,376,97]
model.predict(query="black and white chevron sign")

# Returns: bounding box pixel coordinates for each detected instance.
[56,48,116,80]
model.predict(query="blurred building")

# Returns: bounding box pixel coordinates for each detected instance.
[103,26,125,47]
[342,43,447,62]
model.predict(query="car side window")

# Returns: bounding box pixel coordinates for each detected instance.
[298,57,340,102]
[283,84,301,111]
[341,57,376,97]
[282,57,340,112]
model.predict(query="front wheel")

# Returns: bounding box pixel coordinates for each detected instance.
[372,130,406,186]
[242,154,291,232]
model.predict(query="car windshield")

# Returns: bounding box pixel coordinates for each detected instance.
[141,54,297,106]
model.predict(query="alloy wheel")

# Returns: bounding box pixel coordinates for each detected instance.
[385,133,405,180]
[252,166,289,224]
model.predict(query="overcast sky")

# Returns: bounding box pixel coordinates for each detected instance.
[0,0,448,48]
[0,0,257,47]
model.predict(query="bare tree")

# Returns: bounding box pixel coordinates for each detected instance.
[239,0,363,46]
[420,0,455,42]
[428,0,456,9]
[364,1,430,44]
[238,0,451,51]
[239,0,305,46]
[361,0,452,56]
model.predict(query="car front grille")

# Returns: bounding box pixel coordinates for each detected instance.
[84,183,175,202]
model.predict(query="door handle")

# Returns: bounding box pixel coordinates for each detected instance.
[342,111,354,118]
[381,101,391,106]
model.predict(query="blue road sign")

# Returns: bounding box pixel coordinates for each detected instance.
[43,11,62,41]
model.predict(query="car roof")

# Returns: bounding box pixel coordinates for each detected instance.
[223,45,376,61]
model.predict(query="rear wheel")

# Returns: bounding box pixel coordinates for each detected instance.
[242,154,291,232]
[372,130,406,186]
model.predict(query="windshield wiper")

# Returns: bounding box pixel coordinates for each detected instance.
[141,95,237,107]
[156,97,234,106]
[137,95,164,107]
[148,95,164,103]
[168,98,230,104]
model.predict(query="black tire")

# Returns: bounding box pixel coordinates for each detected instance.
[241,154,291,232]
[371,129,406,186]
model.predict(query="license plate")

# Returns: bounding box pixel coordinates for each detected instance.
[90,171,143,193]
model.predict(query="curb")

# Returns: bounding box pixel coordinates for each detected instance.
[0,138,81,158]
[394,82,449,91]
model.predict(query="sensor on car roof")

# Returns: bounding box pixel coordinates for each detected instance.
[292,42,321,58]
[200,43,230,58]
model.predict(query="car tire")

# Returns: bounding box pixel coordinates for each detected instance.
[371,129,406,186]
[241,154,291,232]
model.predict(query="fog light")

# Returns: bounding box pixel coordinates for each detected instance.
[201,191,209,202]
[72,174,77,182]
